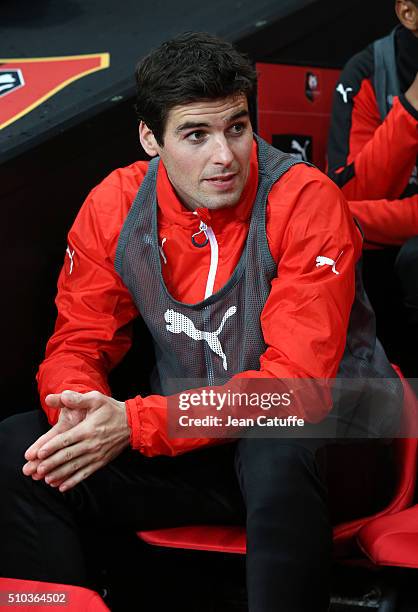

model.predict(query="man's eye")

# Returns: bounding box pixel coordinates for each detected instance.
[229,123,246,135]
[186,131,206,142]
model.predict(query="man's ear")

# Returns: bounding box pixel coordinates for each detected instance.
[396,0,418,33]
[139,121,160,157]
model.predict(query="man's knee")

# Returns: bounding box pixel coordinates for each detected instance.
[0,410,49,475]
[236,439,324,508]
[395,236,418,295]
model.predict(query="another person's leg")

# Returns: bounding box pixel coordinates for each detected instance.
[0,410,244,586]
[395,236,418,387]
[235,438,331,612]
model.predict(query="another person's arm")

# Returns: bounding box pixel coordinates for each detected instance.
[348,194,418,246]
[327,49,418,201]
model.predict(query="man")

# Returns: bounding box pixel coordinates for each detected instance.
[327,0,418,379]
[0,33,400,611]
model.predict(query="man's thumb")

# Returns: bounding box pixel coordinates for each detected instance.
[61,390,84,406]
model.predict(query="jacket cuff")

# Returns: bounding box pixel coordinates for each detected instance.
[125,396,143,449]
[399,94,418,122]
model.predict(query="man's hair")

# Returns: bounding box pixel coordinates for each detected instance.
[135,32,257,145]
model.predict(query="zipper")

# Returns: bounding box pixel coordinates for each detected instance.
[191,220,219,299]
[191,216,218,384]
[204,225,218,299]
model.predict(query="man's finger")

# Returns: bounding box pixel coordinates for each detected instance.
[42,451,94,485]
[22,459,41,476]
[58,461,103,493]
[24,424,65,461]
[45,394,66,408]
[35,439,89,477]
[60,390,104,410]
[25,391,81,461]
[37,420,88,460]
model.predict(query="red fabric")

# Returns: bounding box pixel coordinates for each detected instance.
[346,89,418,246]
[0,578,109,611]
[348,195,418,246]
[331,74,418,245]
[37,139,362,457]
[345,87,417,201]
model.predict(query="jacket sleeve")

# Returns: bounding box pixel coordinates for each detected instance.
[37,178,140,425]
[126,167,362,457]
[327,48,418,201]
[349,194,418,246]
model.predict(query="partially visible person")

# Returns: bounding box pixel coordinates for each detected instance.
[327,0,418,379]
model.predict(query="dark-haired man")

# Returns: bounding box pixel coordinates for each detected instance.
[327,0,418,380]
[0,32,400,611]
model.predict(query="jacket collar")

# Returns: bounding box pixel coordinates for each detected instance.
[156,139,259,230]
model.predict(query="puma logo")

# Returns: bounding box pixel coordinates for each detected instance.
[336,83,353,103]
[315,251,344,275]
[291,139,310,162]
[66,246,75,274]
[164,306,237,371]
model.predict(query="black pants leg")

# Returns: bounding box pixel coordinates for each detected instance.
[236,438,331,612]
[0,411,331,611]
[0,410,244,586]
[395,236,418,382]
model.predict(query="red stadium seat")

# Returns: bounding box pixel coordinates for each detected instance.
[358,505,418,568]
[334,368,418,558]
[138,368,418,565]
[0,578,109,611]
[356,372,418,569]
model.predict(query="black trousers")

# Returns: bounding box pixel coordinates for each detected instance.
[363,236,418,382]
[0,410,331,612]
[394,236,418,382]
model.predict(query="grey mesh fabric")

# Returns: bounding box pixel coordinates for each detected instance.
[115,135,402,436]
[373,26,401,121]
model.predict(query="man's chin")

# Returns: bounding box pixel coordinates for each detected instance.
[200,190,243,210]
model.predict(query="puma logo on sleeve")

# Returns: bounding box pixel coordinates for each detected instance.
[66,246,75,274]
[315,251,344,275]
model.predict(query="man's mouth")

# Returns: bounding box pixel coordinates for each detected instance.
[204,173,238,189]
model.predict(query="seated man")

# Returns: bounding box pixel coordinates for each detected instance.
[327,0,418,379]
[0,32,400,612]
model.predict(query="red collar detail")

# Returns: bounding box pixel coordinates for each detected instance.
[156,140,258,230]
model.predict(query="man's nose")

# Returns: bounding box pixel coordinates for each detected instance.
[212,136,234,165]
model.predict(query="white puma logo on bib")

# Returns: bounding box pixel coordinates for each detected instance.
[164,306,237,371]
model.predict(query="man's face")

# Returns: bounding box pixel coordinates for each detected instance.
[140,94,253,211]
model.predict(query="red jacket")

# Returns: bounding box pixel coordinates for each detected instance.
[327,28,418,246]
[37,140,362,456]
